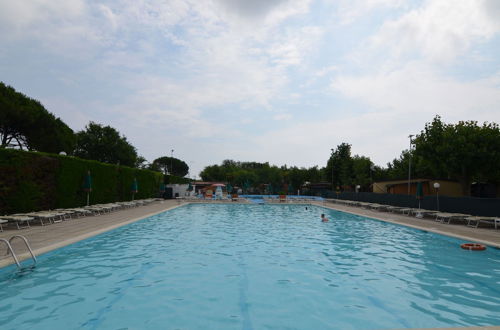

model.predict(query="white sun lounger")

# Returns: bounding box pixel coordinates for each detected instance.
[0,219,7,232]
[1,215,35,229]
[466,216,500,229]
[435,213,470,224]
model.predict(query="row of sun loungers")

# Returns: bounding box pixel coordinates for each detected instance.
[329,199,499,229]
[0,199,160,231]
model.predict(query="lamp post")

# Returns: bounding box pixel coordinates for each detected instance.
[170,149,174,176]
[330,148,334,197]
[433,182,440,211]
[407,135,414,195]
[370,164,375,192]
[356,184,360,201]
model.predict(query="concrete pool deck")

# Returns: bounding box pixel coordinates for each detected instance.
[2,199,498,269]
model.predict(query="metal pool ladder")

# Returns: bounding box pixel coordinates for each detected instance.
[1,235,37,268]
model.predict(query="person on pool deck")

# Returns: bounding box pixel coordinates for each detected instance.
[321,214,329,222]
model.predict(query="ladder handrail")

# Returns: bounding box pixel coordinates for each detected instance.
[9,235,37,265]
[0,238,21,268]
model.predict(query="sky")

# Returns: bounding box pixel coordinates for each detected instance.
[1,0,499,178]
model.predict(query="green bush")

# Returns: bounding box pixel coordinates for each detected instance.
[0,148,163,214]
[165,175,191,184]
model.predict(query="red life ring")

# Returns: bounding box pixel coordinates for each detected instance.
[460,243,486,251]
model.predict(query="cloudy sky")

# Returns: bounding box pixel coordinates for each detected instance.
[1,0,499,177]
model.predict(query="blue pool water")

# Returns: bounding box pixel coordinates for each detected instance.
[0,204,499,329]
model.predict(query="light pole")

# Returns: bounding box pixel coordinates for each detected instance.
[370,164,375,192]
[407,135,414,195]
[433,182,440,211]
[330,148,334,195]
[170,149,174,176]
[356,184,360,201]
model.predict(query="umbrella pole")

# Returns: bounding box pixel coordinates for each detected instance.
[87,192,90,206]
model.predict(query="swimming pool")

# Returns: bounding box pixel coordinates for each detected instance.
[0,204,499,329]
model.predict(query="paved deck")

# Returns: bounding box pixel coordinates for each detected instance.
[314,200,500,248]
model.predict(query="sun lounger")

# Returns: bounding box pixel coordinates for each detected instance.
[0,219,7,232]
[385,206,405,213]
[368,204,389,211]
[52,210,77,220]
[410,209,439,218]
[1,215,35,229]
[395,208,418,215]
[84,206,105,215]
[435,212,470,224]
[63,208,93,217]
[355,202,370,208]
[13,212,59,225]
[466,216,500,229]
[92,205,114,213]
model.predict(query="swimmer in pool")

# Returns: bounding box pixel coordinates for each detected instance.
[321,214,329,222]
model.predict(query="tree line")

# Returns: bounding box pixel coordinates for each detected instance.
[0,82,188,177]
[201,116,500,196]
[3,81,499,195]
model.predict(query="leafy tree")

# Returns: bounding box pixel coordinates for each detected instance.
[326,143,354,190]
[135,156,149,169]
[0,82,75,153]
[351,155,372,189]
[199,159,321,192]
[414,115,500,195]
[150,156,189,177]
[74,122,138,167]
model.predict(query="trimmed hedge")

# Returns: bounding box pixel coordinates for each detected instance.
[0,148,163,214]
[165,175,191,184]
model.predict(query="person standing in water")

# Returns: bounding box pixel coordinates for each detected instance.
[321,214,329,222]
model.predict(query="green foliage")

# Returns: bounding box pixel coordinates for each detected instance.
[0,148,163,214]
[199,160,323,192]
[413,115,500,195]
[326,143,354,189]
[351,155,372,188]
[74,122,138,167]
[324,144,377,191]
[150,156,189,177]
[165,175,191,184]
[0,81,75,153]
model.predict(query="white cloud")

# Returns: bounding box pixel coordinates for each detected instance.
[336,0,405,25]
[248,112,417,169]
[0,0,87,34]
[215,0,312,27]
[1,0,499,177]
[268,26,323,66]
[331,62,500,123]
[369,0,500,62]
[216,0,288,19]
[273,113,293,121]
